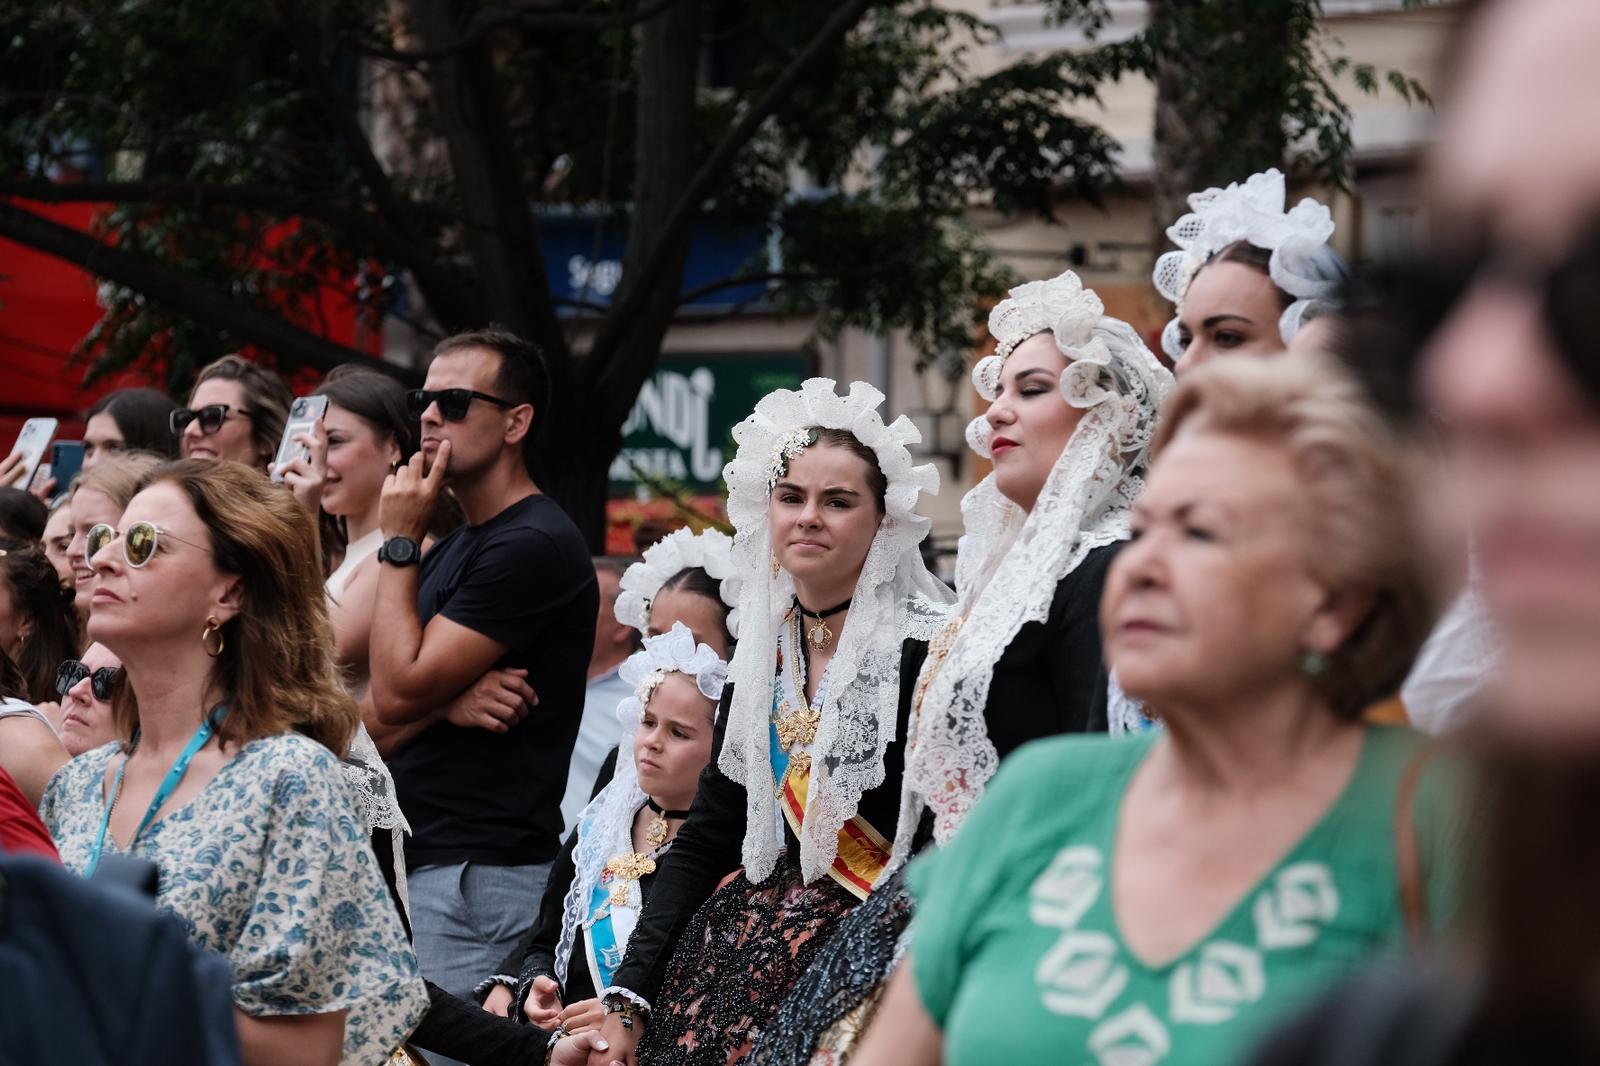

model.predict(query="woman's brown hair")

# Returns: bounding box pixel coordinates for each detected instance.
[110,460,357,755]
[72,452,165,512]
[189,354,293,469]
[1151,352,1440,719]
[0,539,78,703]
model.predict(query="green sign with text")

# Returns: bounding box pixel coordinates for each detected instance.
[608,353,811,495]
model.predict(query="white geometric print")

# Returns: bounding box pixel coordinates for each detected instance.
[1253,862,1341,950]
[1029,844,1104,930]
[1035,930,1130,1018]
[1168,941,1266,1024]
[1089,1003,1171,1066]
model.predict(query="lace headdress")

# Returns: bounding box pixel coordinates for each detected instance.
[555,623,728,988]
[1152,167,1347,361]
[615,527,742,640]
[891,270,1173,865]
[719,378,954,885]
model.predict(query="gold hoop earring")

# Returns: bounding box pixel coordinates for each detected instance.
[201,616,225,658]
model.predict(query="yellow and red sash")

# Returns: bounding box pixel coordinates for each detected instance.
[769,724,892,900]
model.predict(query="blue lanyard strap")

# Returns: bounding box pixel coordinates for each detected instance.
[84,705,229,877]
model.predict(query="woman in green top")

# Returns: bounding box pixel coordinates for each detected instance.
[854,353,1461,1066]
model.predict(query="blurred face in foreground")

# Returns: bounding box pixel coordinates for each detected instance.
[1419,0,1600,741]
[1103,429,1338,716]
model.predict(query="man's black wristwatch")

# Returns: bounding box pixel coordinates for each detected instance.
[377,535,421,567]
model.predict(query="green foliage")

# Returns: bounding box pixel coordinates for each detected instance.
[0,0,1430,397]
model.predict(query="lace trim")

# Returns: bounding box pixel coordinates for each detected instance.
[472,975,518,1001]
[601,986,654,1014]
[1107,671,1153,737]
[615,527,743,640]
[892,301,1173,866]
[718,378,956,885]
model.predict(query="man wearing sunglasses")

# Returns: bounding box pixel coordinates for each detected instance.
[368,328,599,1027]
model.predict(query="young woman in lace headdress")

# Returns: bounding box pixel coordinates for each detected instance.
[1153,168,1346,375]
[752,271,1174,1066]
[588,378,955,1066]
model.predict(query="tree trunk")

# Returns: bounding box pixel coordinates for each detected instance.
[1149,0,1295,255]
[543,0,704,551]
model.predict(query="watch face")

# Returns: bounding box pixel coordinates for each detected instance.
[383,537,417,565]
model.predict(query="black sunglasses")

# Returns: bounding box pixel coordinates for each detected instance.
[405,388,517,422]
[1346,231,1600,417]
[56,659,123,701]
[170,403,254,437]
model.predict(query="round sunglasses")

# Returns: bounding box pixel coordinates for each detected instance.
[86,521,210,568]
[169,403,254,437]
[56,659,123,701]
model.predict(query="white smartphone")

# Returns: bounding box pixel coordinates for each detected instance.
[4,418,57,490]
[271,394,330,484]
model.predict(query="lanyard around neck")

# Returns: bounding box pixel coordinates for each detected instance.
[84,705,229,878]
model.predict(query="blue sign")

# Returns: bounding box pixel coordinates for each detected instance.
[539,217,771,314]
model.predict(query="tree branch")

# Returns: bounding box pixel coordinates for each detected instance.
[361,0,679,64]
[583,0,883,397]
[0,179,481,331]
[0,199,414,381]
[273,0,484,328]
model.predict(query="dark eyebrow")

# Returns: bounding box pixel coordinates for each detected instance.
[822,486,862,498]
[998,366,1056,392]
[1201,314,1254,329]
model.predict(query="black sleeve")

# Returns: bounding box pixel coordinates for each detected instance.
[410,980,554,1066]
[1048,540,1123,735]
[493,748,622,991]
[608,685,747,1004]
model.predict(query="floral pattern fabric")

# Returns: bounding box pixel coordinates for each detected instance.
[41,733,428,1065]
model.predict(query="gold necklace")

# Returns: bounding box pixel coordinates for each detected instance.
[773,610,822,780]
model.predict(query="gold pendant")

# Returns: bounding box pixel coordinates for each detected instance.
[789,749,812,779]
[806,618,832,649]
[610,884,631,907]
[644,813,669,849]
[604,851,658,882]
[776,705,821,751]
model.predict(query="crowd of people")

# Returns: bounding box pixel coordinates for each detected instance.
[1,0,1598,1062]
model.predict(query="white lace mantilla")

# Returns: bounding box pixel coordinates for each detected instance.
[892,273,1173,865]
[342,722,412,917]
[718,378,955,886]
[615,527,743,640]
[1151,168,1346,359]
[555,624,728,986]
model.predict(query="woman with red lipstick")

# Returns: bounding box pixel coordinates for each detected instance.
[754,270,1173,1066]
[586,378,954,1066]
[854,354,1461,1066]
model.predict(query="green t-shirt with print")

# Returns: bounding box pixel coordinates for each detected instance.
[907,726,1462,1066]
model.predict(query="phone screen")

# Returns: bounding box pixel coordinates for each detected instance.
[271,395,330,483]
[5,418,58,489]
[46,441,85,502]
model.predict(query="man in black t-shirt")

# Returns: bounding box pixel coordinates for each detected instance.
[370,329,598,1011]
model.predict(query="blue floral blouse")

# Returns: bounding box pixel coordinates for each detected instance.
[41,732,428,1065]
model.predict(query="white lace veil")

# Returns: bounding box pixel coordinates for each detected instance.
[615,527,743,640]
[554,623,728,988]
[1152,168,1348,360]
[890,271,1173,865]
[718,378,954,885]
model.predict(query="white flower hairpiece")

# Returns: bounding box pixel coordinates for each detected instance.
[764,428,816,491]
[966,270,1170,463]
[616,622,729,726]
[1151,168,1346,359]
[615,527,742,640]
